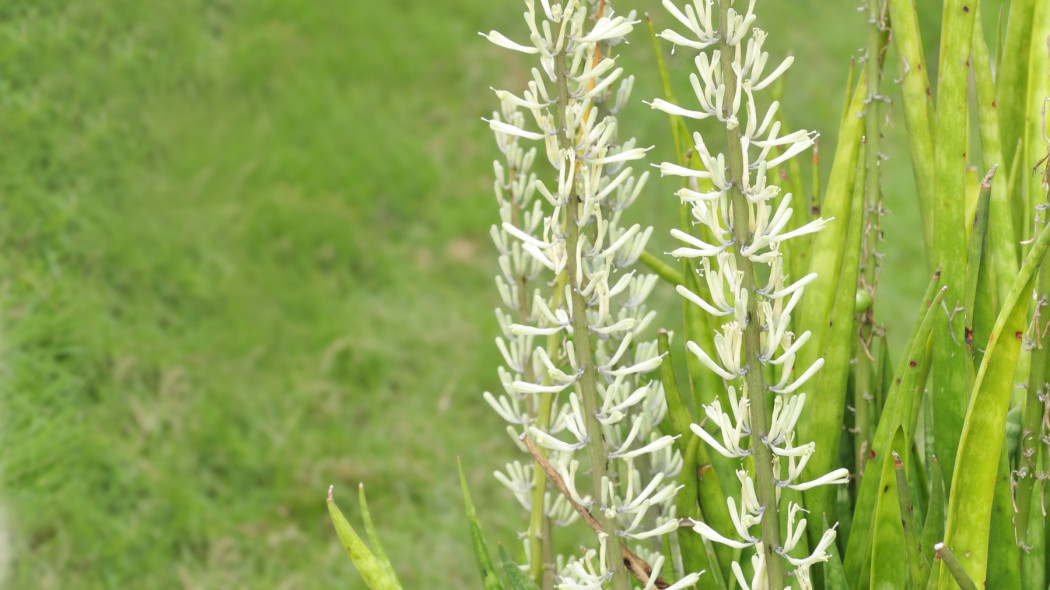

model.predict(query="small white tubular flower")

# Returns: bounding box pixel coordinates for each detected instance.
[480,30,541,54]
[780,467,851,491]
[484,117,548,140]
[692,520,756,549]
[657,161,712,179]
[646,98,713,120]
[528,426,588,453]
[653,0,848,585]
[494,461,535,509]
[686,340,737,380]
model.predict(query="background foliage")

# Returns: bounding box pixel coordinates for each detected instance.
[0,0,1004,587]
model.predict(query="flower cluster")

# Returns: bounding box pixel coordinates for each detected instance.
[651,0,849,588]
[481,1,699,588]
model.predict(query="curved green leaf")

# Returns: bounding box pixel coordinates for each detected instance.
[870,429,907,590]
[940,222,1050,589]
[327,486,404,590]
[499,545,542,590]
[459,459,506,590]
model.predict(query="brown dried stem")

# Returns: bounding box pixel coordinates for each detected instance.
[521,435,673,589]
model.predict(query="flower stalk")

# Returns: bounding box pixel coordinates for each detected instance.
[715,0,786,584]
[556,43,631,590]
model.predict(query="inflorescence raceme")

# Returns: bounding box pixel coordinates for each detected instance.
[482,1,698,589]
[651,0,848,588]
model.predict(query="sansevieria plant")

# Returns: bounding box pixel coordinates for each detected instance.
[329,0,1050,588]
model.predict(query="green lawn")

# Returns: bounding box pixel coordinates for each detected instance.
[0,1,989,587]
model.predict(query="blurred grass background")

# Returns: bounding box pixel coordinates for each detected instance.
[0,0,1002,588]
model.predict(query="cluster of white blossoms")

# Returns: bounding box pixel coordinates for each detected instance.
[481,1,700,588]
[650,0,850,588]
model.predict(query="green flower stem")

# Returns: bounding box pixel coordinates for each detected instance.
[716,1,784,586]
[1022,1,1050,260]
[1016,186,1050,581]
[886,0,936,266]
[930,0,978,485]
[936,544,980,590]
[554,46,631,590]
[854,0,887,504]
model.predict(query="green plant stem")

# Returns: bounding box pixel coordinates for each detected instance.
[716,1,784,587]
[856,0,886,491]
[554,44,630,590]
[1015,185,1050,574]
[1022,1,1050,261]
[639,250,684,286]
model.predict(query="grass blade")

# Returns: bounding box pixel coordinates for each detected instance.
[997,0,1035,196]
[678,436,724,589]
[657,331,721,583]
[963,171,993,368]
[795,68,867,384]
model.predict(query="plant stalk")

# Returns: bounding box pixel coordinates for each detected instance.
[717,1,785,586]
[554,41,631,590]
